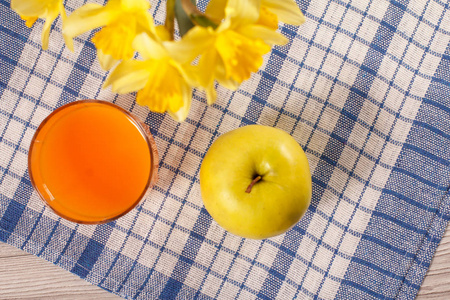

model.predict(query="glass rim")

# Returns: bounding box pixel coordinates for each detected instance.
[28,99,159,225]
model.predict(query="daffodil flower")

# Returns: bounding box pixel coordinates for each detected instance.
[63,0,155,70]
[104,32,198,122]
[11,0,73,50]
[177,0,288,104]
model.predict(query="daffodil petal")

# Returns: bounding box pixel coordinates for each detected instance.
[97,49,118,70]
[60,6,74,51]
[132,33,167,60]
[205,0,227,22]
[168,81,192,122]
[41,12,58,50]
[164,26,214,64]
[197,48,217,89]
[121,0,150,11]
[103,60,150,94]
[63,3,113,39]
[11,0,47,16]
[261,0,305,26]
[225,0,260,28]
[205,82,217,105]
[239,25,288,45]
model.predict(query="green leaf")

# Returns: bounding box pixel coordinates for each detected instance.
[175,0,195,37]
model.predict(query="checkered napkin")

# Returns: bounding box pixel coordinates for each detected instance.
[1,0,450,299]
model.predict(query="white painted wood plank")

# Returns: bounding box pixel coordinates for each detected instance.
[0,244,118,299]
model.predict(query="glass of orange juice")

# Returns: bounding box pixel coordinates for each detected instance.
[28,100,158,224]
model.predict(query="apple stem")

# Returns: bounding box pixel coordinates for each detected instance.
[246,176,262,193]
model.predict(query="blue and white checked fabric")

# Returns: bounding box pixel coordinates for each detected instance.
[1,0,450,299]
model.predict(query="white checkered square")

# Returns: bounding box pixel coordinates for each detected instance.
[358,17,380,44]
[385,87,405,112]
[416,22,436,47]
[360,187,382,211]
[149,220,171,247]
[246,265,268,293]
[308,129,329,155]
[374,109,396,136]
[398,12,420,37]
[349,209,373,233]
[379,56,398,81]
[260,105,279,127]
[185,266,207,291]
[35,52,56,78]
[329,83,350,109]
[229,257,251,283]
[340,232,360,256]
[342,10,363,34]
[276,282,297,300]
[401,96,422,120]
[324,2,346,26]
[0,142,14,169]
[155,252,177,277]
[303,268,323,295]
[212,250,234,276]
[334,200,356,226]
[312,76,333,101]
[348,123,369,149]
[368,0,390,20]
[331,32,353,54]
[122,236,144,261]
[344,178,365,202]
[106,228,127,253]
[391,119,413,143]
[323,223,344,249]
[359,100,379,125]
[308,0,329,18]
[9,151,27,178]
[166,228,188,255]
[365,134,384,159]
[329,255,351,278]
[315,26,335,47]
[4,119,24,145]
[313,246,334,271]
[0,174,20,199]
[295,67,316,92]
[15,99,35,121]
[338,62,359,86]
[218,282,240,300]
[338,145,359,172]
[319,278,341,300]
[137,244,159,268]
[394,66,415,91]
[322,53,342,78]
[404,43,425,70]
[305,46,326,70]
[8,68,29,92]
[348,41,369,65]
[380,142,403,166]
[328,167,348,194]
[256,242,278,267]
[288,38,308,62]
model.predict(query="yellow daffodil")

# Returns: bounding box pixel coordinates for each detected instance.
[104,31,198,121]
[11,0,73,50]
[63,0,155,70]
[178,0,288,104]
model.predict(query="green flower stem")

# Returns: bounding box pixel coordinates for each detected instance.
[165,0,176,40]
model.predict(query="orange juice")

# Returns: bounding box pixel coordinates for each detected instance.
[28,100,158,224]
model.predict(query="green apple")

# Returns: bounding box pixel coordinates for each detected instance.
[200,125,312,239]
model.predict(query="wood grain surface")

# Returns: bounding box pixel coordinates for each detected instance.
[0,227,449,299]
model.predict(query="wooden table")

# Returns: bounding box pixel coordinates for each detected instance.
[1,226,449,299]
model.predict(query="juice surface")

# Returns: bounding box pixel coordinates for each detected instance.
[29,101,152,223]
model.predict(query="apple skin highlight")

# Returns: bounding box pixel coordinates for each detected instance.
[200,125,312,239]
